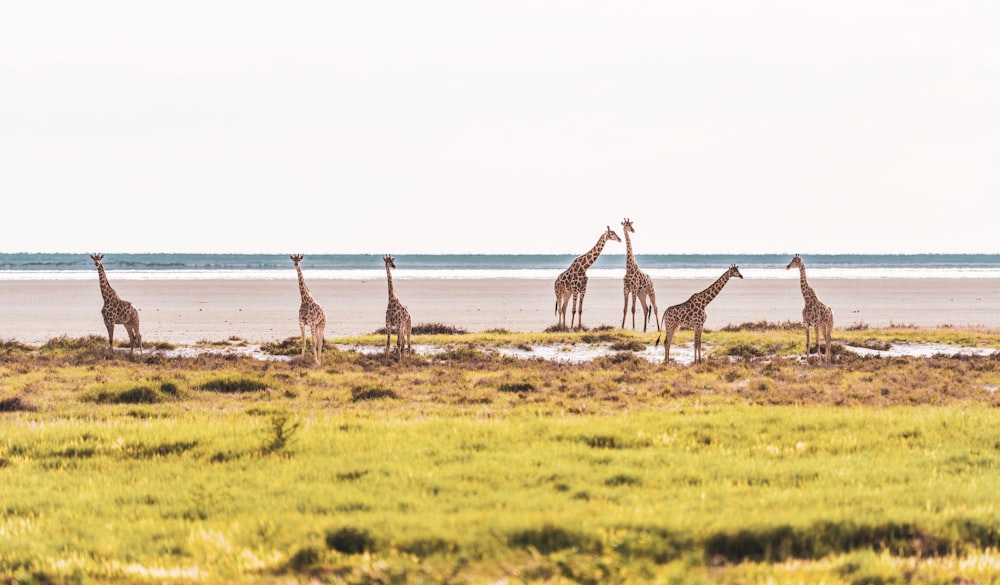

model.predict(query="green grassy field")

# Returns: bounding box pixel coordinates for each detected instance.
[2,328,1000,584]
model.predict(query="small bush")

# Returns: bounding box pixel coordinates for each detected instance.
[720,321,803,332]
[605,474,641,487]
[399,537,458,557]
[262,413,300,453]
[91,386,160,404]
[0,396,36,412]
[498,381,535,393]
[508,524,592,554]
[350,385,397,402]
[413,323,467,335]
[115,386,163,404]
[610,339,647,352]
[724,344,767,359]
[199,377,268,393]
[288,546,321,571]
[325,526,376,554]
[89,380,181,405]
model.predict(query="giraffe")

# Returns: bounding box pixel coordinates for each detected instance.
[554,226,621,330]
[383,254,412,361]
[786,254,834,363]
[90,254,142,354]
[620,218,660,332]
[290,255,326,365]
[655,264,743,363]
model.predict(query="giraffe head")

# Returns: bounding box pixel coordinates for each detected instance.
[604,226,622,243]
[90,253,105,267]
[290,254,304,266]
[786,254,803,270]
[383,255,397,270]
[621,218,635,235]
[729,264,744,279]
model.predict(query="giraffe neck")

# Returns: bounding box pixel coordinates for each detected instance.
[797,265,816,298]
[574,233,611,272]
[295,264,314,302]
[96,265,120,302]
[624,231,639,271]
[386,265,397,299]
[693,270,733,308]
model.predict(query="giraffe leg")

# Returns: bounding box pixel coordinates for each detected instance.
[648,294,660,332]
[576,290,587,330]
[694,327,702,363]
[630,292,638,329]
[132,314,142,354]
[568,293,578,330]
[124,322,139,355]
[105,319,115,350]
[315,319,326,364]
[300,322,308,356]
[385,326,392,359]
[804,325,810,357]
[823,322,833,363]
[638,292,650,332]
[660,318,678,363]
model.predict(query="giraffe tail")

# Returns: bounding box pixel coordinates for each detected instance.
[654,334,661,347]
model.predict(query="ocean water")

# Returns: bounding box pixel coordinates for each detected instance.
[2,253,1000,281]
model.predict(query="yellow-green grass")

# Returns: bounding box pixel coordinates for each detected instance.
[2,332,1000,583]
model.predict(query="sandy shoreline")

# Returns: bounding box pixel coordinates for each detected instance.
[2,277,1000,346]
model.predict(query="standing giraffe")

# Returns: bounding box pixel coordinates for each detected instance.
[655,264,743,363]
[290,255,326,365]
[90,254,142,354]
[383,254,412,361]
[620,218,660,332]
[554,226,621,330]
[786,254,834,363]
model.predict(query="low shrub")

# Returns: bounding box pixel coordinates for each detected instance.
[498,381,535,393]
[508,524,593,554]
[325,526,376,554]
[199,376,268,393]
[89,380,181,404]
[350,385,397,402]
[0,396,36,412]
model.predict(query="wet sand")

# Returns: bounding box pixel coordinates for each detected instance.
[2,277,999,346]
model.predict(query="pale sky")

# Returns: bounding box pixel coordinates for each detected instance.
[2,2,998,255]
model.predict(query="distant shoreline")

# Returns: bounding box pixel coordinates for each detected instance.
[3,277,1000,346]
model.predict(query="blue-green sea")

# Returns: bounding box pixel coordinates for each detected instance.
[2,253,999,280]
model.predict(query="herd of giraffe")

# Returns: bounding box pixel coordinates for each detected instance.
[550,219,834,364]
[89,220,834,366]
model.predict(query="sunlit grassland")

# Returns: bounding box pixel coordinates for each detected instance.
[3,329,1000,583]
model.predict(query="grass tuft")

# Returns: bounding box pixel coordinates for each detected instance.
[0,396,37,412]
[199,376,268,393]
[325,526,376,554]
[350,385,397,402]
[498,381,535,393]
[508,525,592,554]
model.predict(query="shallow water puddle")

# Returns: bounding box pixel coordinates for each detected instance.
[150,340,996,364]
